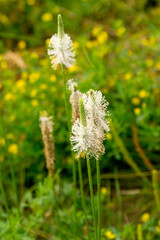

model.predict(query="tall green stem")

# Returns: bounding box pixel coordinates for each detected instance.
[86,154,98,240]
[96,159,101,240]
[61,64,77,232]
[0,174,11,225]
[0,111,21,219]
[78,158,91,240]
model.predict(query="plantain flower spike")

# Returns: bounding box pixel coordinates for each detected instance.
[48,14,75,69]
[71,91,110,159]
[67,79,82,123]
[39,111,55,177]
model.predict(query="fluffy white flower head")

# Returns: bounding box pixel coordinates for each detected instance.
[71,93,110,159]
[67,79,78,92]
[82,90,110,132]
[48,14,75,69]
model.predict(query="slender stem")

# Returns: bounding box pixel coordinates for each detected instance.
[0,174,11,225]
[61,64,77,232]
[0,111,21,219]
[78,158,91,240]
[96,159,101,240]
[86,154,98,240]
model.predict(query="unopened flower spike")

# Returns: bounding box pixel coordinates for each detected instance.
[67,79,78,92]
[79,98,87,127]
[67,79,82,123]
[39,111,55,177]
[48,14,75,69]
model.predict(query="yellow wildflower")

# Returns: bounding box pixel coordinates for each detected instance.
[21,72,28,79]
[73,41,79,50]
[141,38,148,46]
[31,99,39,107]
[101,187,107,195]
[29,72,40,83]
[131,97,140,105]
[0,155,4,162]
[40,84,47,90]
[9,115,16,122]
[139,90,149,98]
[155,226,160,233]
[155,61,160,70]
[105,230,116,239]
[1,61,8,70]
[30,89,37,97]
[128,50,133,56]
[0,138,5,146]
[8,144,18,155]
[50,74,56,82]
[68,65,81,73]
[116,26,126,37]
[124,73,132,81]
[142,102,146,108]
[27,0,35,5]
[5,93,14,101]
[106,133,112,140]
[45,38,50,46]
[98,46,108,58]
[134,108,141,115]
[86,40,98,49]
[97,31,108,44]
[18,40,26,49]
[141,213,150,223]
[148,36,156,47]
[92,26,102,37]
[30,52,38,58]
[42,13,53,22]
[0,14,9,24]
[145,59,153,67]
[39,59,47,66]
[7,133,14,140]
[16,79,26,93]
[80,151,86,158]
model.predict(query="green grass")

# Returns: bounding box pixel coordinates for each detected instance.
[0,0,160,239]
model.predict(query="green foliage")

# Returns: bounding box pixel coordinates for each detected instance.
[0,0,160,239]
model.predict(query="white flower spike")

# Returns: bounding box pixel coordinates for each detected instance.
[71,92,110,159]
[48,14,75,69]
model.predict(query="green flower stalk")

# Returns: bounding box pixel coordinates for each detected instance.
[48,14,77,234]
[71,91,110,240]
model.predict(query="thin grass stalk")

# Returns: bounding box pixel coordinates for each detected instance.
[0,174,11,225]
[96,159,101,240]
[61,64,77,233]
[114,168,123,227]
[0,111,21,219]
[152,170,160,213]
[78,157,91,240]
[86,154,98,240]
[110,121,148,182]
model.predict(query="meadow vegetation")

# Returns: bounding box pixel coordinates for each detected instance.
[0,0,160,239]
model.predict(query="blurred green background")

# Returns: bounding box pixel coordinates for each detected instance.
[0,0,160,238]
